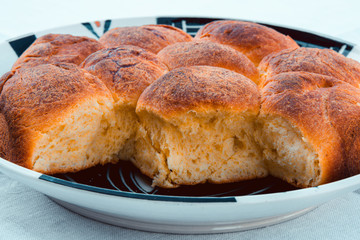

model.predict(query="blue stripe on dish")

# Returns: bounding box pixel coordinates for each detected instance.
[39,174,237,203]
[103,20,112,34]
[9,34,36,57]
[81,22,100,39]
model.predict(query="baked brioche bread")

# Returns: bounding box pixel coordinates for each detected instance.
[0,63,123,174]
[157,40,259,84]
[12,34,104,70]
[81,45,168,159]
[259,47,360,88]
[1,20,360,189]
[195,20,299,66]
[135,66,266,187]
[99,25,192,54]
[256,71,360,187]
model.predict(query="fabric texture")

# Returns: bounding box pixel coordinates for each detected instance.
[1,172,360,240]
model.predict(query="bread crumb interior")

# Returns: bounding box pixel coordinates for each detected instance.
[32,97,124,173]
[255,115,320,187]
[134,111,267,188]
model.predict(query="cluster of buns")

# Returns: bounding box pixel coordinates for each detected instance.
[1,20,360,189]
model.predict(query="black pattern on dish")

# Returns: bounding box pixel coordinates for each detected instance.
[81,22,100,39]
[53,161,297,197]
[9,34,37,57]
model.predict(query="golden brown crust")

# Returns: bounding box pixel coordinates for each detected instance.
[195,20,299,66]
[0,71,14,94]
[0,113,12,160]
[259,47,360,88]
[12,34,104,70]
[81,45,167,105]
[136,66,260,119]
[0,63,111,168]
[260,71,360,185]
[157,40,259,84]
[326,84,360,177]
[99,25,193,54]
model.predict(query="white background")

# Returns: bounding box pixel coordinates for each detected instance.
[1,0,360,42]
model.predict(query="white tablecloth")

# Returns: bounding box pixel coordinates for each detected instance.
[1,0,360,239]
[2,170,360,239]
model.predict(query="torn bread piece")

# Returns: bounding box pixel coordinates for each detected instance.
[81,45,168,159]
[135,66,267,188]
[256,71,360,187]
[0,63,121,174]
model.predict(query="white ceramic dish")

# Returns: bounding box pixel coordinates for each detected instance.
[0,16,360,234]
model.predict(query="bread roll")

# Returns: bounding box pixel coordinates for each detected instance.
[0,63,123,174]
[256,71,360,187]
[259,47,360,88]
[12,34,104,70]
[81,46,167,159]
[157,40,259,84]
[135,66,267,188]
[195,20,299,66]
[99,25,192,54]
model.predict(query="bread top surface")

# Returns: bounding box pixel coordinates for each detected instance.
[81,45,168,106]
[259,47,360,88]
[195,20,299,66]
[12,34,104,70]
[0,63,112,167]
[1,63,111,131]
[137,66,260,119]
[157,40,259,84]
[0,71,12,94]
[260,71,360,182]
[99,24,192,54]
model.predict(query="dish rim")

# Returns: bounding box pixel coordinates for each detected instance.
[1,155,360,204]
